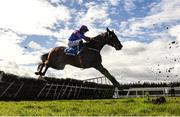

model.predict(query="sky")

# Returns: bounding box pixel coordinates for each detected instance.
[0,0,180,83]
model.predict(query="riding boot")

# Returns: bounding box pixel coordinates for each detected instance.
[79,40,83,48]
[77,40,84,55]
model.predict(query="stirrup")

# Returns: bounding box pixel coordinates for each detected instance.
[77,47,85,55]
[77,51,81,55]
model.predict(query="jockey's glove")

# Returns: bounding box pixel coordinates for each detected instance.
[85,37,91,42]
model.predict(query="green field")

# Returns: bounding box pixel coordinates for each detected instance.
[0,97,180,116]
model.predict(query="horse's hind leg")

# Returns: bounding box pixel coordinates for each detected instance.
[41,60,49,76]
[37,62,49,80]
[41,65,49,76]
[35,63,44,75]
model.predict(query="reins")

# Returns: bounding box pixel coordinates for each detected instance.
[87,47,100,53]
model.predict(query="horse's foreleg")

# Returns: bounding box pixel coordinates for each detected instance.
[94,65,120,87]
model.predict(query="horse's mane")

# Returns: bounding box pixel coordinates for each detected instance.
[91,32,107,42]
[83,32,108,50]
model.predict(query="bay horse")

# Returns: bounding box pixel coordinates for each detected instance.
[35,28,123,87]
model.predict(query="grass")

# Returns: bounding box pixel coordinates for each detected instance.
[0,97,180,116]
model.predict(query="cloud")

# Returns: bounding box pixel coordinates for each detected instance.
[54,27,74,46]
[0,61,37,77]
[101,37,180,83]
[0,30,42,76]
[119,0,180,38]
[77,2,111,28]
[0,0,71,76]
[169,25,180,41]
[49,0,60,4]
[149,0,180,15]
[123,0,136,13]
[76,0,83,5]
[0,31,39,77]
[0,29,24,61]
[103,0,120,6]
[0,0,180,84]
[28,41,45,50]
[121,41,147,55]
[0,0,71,36]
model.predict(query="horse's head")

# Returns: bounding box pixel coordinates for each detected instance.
[106,28,123,50]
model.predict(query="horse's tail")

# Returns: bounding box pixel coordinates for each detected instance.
[41,53,48,62]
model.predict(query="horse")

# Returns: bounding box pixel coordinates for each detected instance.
[35,28,123,88]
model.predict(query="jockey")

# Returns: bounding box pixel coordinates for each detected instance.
[66,25,90,56]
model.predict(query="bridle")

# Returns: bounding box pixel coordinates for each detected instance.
[104,32,117,48]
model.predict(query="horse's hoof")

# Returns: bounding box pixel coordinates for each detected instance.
[115,86,123,91]
[35,72,40,75]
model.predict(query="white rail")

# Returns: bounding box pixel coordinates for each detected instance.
[117,87,180,98]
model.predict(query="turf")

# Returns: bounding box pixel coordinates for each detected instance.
[0,97,180,116]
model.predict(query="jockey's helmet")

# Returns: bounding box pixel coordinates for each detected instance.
[80,25,89,32]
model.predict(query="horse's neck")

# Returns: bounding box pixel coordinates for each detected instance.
[91,32,107,50]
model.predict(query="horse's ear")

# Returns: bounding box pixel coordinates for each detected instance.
[106,27,111,32]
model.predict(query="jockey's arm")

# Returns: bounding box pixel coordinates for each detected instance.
[76,31,91,42]
[84,37,91,42]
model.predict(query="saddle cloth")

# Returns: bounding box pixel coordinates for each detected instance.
[64,46,85,56]
[64,47,78,56]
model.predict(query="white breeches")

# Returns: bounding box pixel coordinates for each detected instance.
[68,40,81,47]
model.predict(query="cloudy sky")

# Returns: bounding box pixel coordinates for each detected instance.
[0,0,180,83]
